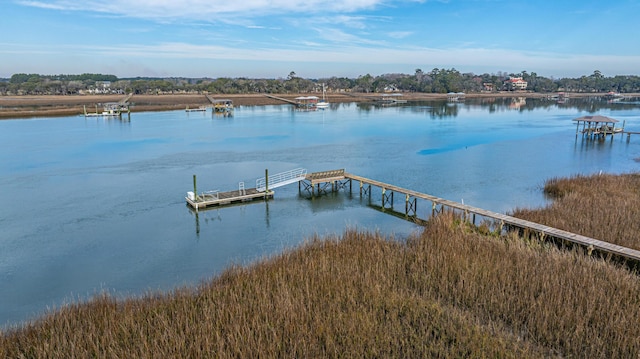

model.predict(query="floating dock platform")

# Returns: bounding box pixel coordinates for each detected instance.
[186,188,273,210]
[186,168,306,210]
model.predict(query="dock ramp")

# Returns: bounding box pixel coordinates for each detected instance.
[256,168,307,192]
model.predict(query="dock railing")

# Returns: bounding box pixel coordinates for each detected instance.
[305,169,345,181]
[256,168,307,192]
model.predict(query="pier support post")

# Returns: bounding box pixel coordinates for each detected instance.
[404,194,416,217]
[405,194,409,214]
[264,169,270,201]
[193,174,198,201]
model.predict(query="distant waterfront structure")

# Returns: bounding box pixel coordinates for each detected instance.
[573,115,623,138]
[504,77,528,91]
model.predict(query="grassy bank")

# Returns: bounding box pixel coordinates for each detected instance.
[2,173,640,357]
[511,172,640,251]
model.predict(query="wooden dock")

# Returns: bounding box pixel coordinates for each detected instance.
[624,131,640,141]
[573,115,623,138]
[186,168,640,264]
[186,169,305,210]
[263,94,300,105]
[206,95,234,113]
[118,93,133,106]
[296,169,640,263]
[299,169,350,195]
[186,188,273,209]
[344,173,640,263]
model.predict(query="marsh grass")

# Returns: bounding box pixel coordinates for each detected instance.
[511,172,640,250]
[2,173,640,357]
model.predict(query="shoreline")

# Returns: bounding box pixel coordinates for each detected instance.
[0,92,630,119]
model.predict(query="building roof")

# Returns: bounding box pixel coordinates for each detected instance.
[572,115,619,123]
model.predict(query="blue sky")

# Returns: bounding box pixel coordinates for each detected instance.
[2,0,639,79]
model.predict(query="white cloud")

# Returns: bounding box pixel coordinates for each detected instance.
[3,39,639,78]
[17,0,387,19]
[16,40,636,75]
[16,1,81,10]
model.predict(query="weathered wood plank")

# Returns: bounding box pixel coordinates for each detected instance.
[344,173,640,262]
[186,188,273,209]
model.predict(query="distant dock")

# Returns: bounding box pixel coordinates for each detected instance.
[263,94,299,105]
[574,115,623,138]
[83,93,132,119]
[206,95,234,114]
[572,115,640,142]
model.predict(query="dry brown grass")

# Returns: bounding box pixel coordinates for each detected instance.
[2,173,640,357]
[511,172,640,250]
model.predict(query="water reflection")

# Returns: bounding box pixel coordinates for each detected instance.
[212,112,233,118]
[406,101,460,119]
[399,96,640,119]
[352,95,640,119]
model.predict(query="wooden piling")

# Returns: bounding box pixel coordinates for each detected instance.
[193,174,197,201]
[265,169,269,194]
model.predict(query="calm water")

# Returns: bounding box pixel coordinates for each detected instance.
[2,98,639,329]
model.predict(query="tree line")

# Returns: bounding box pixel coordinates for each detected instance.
[2,69,640,95]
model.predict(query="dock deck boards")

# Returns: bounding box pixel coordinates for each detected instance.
[344,173,640,262]
[186,188,273,209]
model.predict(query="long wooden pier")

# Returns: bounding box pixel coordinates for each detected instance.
[296,170,640,264]
[624,131,640,141]
[263,94,299,105]
[118,93,133,106]
[186,168,640,264]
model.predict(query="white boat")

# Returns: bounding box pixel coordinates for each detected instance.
[316,83,329,109]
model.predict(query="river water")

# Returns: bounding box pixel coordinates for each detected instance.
[1,97,639,329]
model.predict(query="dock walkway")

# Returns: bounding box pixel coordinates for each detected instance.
[342,173,640,263]
[263,94,299,105]
[118,93,133,106]
[186,168,640,264]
